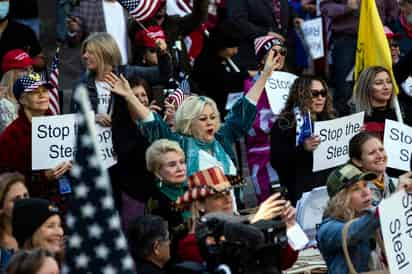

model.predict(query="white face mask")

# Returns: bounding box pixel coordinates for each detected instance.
[0,1,9,20]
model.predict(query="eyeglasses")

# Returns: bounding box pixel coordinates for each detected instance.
[311,89,327,98]
[272,48,287,56]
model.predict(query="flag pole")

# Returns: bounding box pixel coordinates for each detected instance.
[394,95,404,123]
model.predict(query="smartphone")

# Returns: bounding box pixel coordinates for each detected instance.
[269,181,287,199]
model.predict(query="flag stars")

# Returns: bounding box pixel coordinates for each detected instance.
[75,183,89,198]
[101,195,114,209]
[108,215,120,229]
[115,236,127,250]
[71,164,82,178]
[88,224,103,238]
[75,254,89,268]
[81,203,96,218]
[88,155,99,167]
[103,265,116,274]
[96,244,109,259]
[96,175,108,189]
[66,214,75,228]
[122,256,134,270]
[69,233,82,248]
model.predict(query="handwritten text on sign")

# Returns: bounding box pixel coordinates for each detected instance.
[313,112,364,171]
[32,114,117,170]
[265,71,298,114]
[379,190,412,274]
[384,119,412,171]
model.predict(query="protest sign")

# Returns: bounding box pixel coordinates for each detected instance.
[265,71,298,114]
[32,114,116,170]
[32,114,77,170]
[95,125,117,168]
[384,119,412,171]
[301,17,324,59]
[379,190,412,274]
[313,112,364,171]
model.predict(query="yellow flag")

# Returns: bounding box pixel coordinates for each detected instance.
[354,0,398,95]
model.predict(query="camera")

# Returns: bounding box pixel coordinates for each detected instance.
[194,213,286,274]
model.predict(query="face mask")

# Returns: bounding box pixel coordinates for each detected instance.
[406,14,412,25]
[0,1,9,20]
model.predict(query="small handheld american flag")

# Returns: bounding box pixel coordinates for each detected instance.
[166,88,185,108]
[48,48,60,115]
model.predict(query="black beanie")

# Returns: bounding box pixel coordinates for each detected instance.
[12,198,60,248]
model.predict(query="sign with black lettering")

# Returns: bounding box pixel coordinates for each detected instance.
[379,190,412,274]
[301,17,324,59]
[313,112,364,171]
[384,119,412,171]
[265,71,298,114]
[32,114,117,170]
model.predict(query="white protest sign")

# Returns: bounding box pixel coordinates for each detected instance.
[383,119,412,171]
[32,114,77,170]
[313,112,364,171]
[95,125,117,168]
[265,71,298,114]
[32,114,117,170]
[301,17,324,59]
[379,190,412,274]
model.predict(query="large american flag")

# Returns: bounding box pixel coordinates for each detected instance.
[48,48,60,115]
[62,86,135,274]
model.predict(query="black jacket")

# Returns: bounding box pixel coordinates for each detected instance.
[270,114,332,205]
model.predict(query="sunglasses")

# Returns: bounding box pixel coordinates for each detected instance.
[272,47,287,56]
[311,89,327,98]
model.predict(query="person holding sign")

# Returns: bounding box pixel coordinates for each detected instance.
[0,73,71,210]
[270,75,336,205]
[352,66,412,140]
[105,45,281,178]
[244,35,287,203]
[317,163,412,274]
[349,132,397,205]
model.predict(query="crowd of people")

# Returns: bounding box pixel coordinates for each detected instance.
[1,0,412,273]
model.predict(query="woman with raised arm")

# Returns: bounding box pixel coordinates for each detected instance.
[105,49,281,177]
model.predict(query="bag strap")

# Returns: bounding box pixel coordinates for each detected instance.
[342,218,360,274]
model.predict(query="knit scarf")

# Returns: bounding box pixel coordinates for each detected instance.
[185,137,232,176]
[400,14,412,39]
[156,179,191,219]
[294,107,312,146]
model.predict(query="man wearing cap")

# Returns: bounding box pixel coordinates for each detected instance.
[0,72,72,209]
[0,0,44,79]
[317,164,412,274]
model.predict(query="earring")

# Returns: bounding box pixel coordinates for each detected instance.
[158,177,163,188]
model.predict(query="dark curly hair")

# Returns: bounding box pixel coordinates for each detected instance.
[277,75,335,129]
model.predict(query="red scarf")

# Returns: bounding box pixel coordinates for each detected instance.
[400,14,412,39]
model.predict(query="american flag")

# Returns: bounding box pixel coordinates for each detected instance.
[62,86,135,274]
[166,88,185,108]
[117,0,161,22]
[48,48,60,115]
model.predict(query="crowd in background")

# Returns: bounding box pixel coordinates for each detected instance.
[1,0,412,273]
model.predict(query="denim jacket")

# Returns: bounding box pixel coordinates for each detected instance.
[316,208,380,274]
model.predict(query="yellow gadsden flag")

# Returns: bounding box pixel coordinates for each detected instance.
[354,0,399,95]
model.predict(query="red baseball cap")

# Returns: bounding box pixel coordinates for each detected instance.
[384,26,401,39]
[135,26,166,49]
[2,49,33,73]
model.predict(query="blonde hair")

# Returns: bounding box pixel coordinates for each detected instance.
[81,32,122,75]
[174,95,221,135]
[145,139,185,176]
[0,69,29,103]
[323,188,356,221]
[352,66,395,116]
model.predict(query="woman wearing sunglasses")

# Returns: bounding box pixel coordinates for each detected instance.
[244,35,288,204]
[270,75,336,205]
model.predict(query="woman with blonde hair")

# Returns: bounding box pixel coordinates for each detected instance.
[270,75,336,205]
[0,49,33,132]
[105,47,282,177]
[352,66,412,139]
[70,32,172,127]
[317,163,412,274]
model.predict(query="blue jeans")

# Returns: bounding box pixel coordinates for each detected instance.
[331,35,357,116]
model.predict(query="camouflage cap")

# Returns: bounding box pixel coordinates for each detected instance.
[326,163,377,198]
